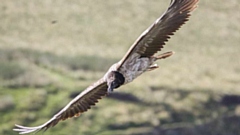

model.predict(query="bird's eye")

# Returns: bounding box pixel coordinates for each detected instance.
[112,81,119,88]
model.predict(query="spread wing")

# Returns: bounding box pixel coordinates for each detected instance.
[13,78,108,134]
[118,0,198,67]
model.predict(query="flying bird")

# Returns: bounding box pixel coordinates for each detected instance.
[13,0,198,134]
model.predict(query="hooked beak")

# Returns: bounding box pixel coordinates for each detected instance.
[107,82,114,93]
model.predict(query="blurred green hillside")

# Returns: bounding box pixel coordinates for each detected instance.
[1,0,240,135]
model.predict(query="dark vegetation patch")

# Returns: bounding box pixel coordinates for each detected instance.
[220,95,240,106]
[0,95,15,112]
[0,61,25,80]
[107,92,145,104]
[107,121,151,130]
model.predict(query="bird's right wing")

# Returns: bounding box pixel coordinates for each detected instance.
[13,77,108,134]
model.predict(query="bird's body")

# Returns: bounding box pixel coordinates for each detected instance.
[107,54,153,84]
[13,0,199,134]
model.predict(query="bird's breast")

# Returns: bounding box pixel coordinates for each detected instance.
[119,54,151,84]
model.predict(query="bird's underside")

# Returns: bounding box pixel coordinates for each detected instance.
[13,0,198,134]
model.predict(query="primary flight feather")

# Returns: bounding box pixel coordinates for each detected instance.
[13,0,198,134]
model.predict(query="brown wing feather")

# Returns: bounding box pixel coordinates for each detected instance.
[13,78,108,134]
[118,0,198,68]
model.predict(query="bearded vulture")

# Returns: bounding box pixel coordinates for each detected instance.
[14,0,198,134]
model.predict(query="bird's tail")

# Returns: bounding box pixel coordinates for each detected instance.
[155,51,174,60]
[148,51,174,71]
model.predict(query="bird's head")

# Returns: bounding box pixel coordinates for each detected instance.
[107,71,125,93]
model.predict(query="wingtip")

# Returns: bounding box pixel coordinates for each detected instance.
[13,124,40,134]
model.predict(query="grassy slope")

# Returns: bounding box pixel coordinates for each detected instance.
[0,0,240,135]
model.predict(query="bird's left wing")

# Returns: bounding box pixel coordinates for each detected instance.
[13,78,108,134]
[118,0,198,68]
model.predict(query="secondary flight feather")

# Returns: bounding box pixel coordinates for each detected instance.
[13,0,198,134]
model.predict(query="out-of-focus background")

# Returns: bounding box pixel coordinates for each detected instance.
[1,0,240,135]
